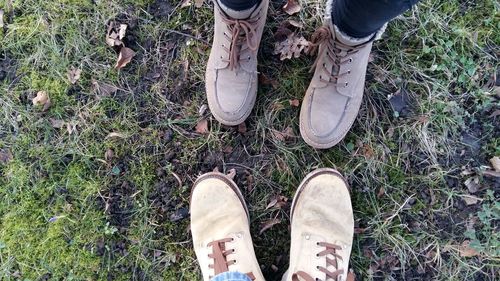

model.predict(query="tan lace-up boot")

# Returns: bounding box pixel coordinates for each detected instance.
[190,172,265,281]
[205,0,269,126]
[300,18,377,149]
[282,168,354,281]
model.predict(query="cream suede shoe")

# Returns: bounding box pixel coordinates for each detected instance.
[206,0,269,125]
[190,172,265,281]
[300,18,375,149]
[282,168,354,281]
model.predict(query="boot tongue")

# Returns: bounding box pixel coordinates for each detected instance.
[217,0,256,19]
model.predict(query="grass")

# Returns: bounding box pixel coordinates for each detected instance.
[0,0,499,280]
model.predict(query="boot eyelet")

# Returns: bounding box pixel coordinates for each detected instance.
[348,58,353,63]
[347,70,351,74]
[345,82,349,87]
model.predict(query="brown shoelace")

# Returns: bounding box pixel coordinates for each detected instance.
[208,238,256,280]
[308,26,365,88]
[218,8,261,70]
[291,242,344,281]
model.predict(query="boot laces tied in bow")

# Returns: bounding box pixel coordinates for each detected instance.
[291,242,344,281]
[308,26,364,88]
[219,9,260,70]
[207,238,256,280]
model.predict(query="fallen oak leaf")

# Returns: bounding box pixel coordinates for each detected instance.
[114,47,136,70]
[273,33,311,61]
[460,194,482,206]
[49,118,65,129]
[67,67,82,84]
[195,119,209,134]
[459,240,479,257]
[91,79,118,97]
[32,91,51,111]
[490,156,500,172]
[259,218,281,235]
[464,176,480,193]
[195,0,204,8]
[283,0,301,15]
[289,99,300,107]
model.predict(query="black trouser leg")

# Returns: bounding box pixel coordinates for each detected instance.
[332,0,420,38]
[218,0,261,11]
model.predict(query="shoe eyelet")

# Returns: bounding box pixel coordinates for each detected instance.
[348,58,353,63]
[345,82,349,87]
[347,69,351,74]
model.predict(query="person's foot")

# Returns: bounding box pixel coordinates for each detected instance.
[190,172,265,281]
[282,168,354,281]
[206,0,269,126]
[300,19,374,149]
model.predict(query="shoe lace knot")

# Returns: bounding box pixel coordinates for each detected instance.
[207,237,256,280]
[292,242,345,281]
[219,9,261,70]
[308,26,364,88]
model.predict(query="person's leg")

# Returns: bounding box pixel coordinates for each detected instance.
[299,0,420,149]
[205,0,269,126]
[282,168,354,281]
[218,0,261,11]
[190,172,265,281]
[331,0,420,38]
[211,271,252,281]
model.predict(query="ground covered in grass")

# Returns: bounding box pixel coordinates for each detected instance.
[0,0,499,280]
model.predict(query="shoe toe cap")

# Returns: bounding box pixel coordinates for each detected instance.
[207,69,257,125]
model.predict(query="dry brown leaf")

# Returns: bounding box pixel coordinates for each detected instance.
[273,33,310,61]
[0,9,4,28]
[266,195,288,210]
[32,91,51,111]
[180,0,191,8]
[283,0,301,15]
[238,122,247,134]
[272,127,294,141]
[259,218,281,235]
[377,187,385,198]
[464,176,480,193]
[287,19,304,29]
[195,119,209,134]
[0,149,13,164]
[32,91,49,106]
[49,118,65,129]
[67,67,82,84]
[105,132,128,139]
[91,79,118,97]
[289,99,300,107]
[259,73,279,89]
[490,156,500,172]
[195,0,204,8]
[461,195,482,206]
[346,270,356,281]
[115,47,136,69]
[226,168,236,180]
[482,169,500,178]
[105,148,114,162]
[118,24,127,40]
[459,240,479,257]
[106,22,127,47]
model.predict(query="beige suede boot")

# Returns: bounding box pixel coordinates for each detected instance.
[300,18,379,149]
[282,168,354,281]
[190,172,265,281]
[205,0,269,126]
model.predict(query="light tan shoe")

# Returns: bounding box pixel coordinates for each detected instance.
[205,0,269,126]
[300,19,375,149]
[282,168,354,281]
[190,172,265,281]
